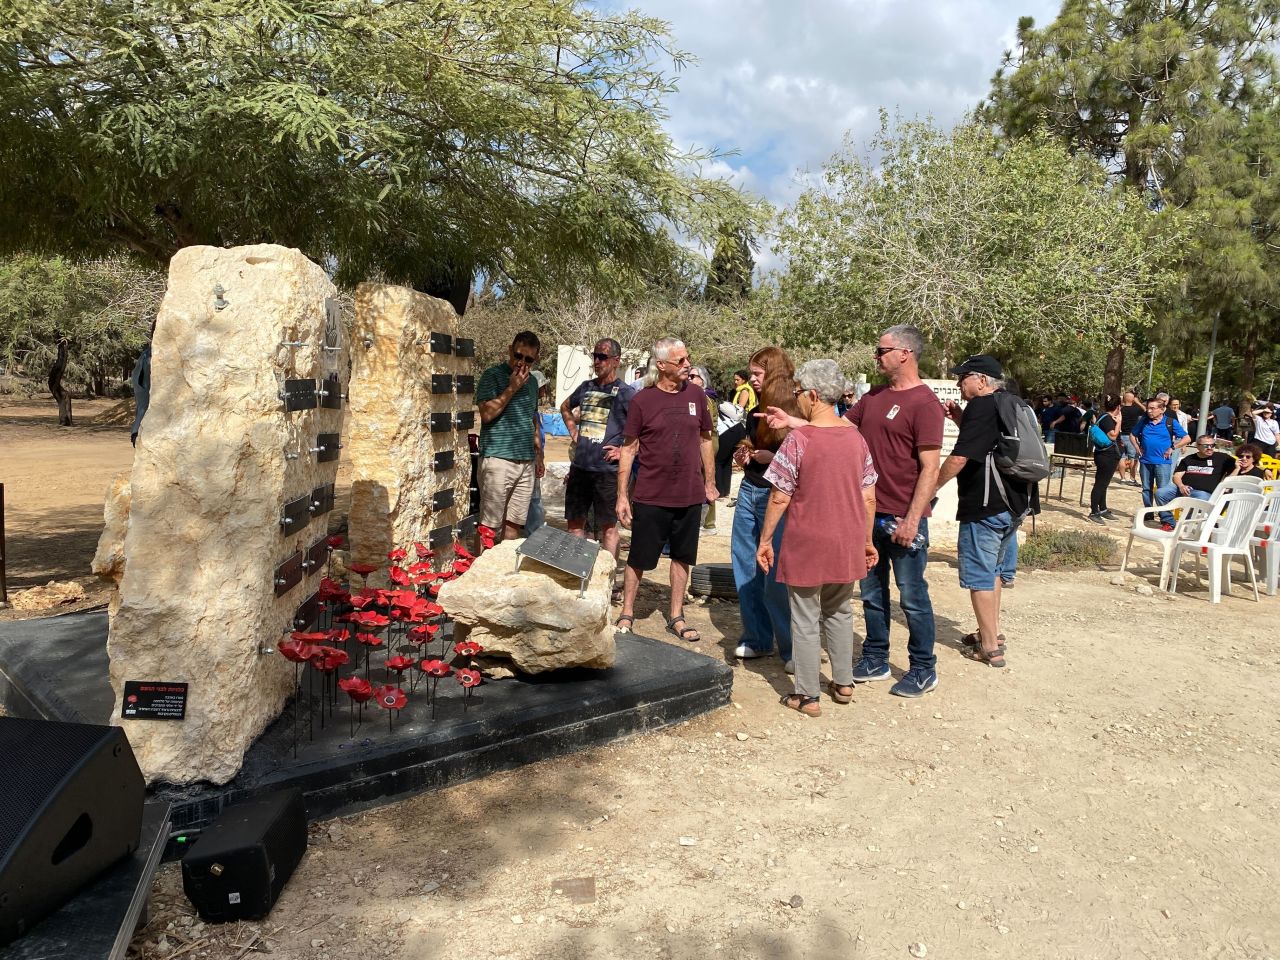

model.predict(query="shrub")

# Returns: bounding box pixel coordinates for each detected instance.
[1017,528,1114,570]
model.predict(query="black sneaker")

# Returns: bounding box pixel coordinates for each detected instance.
[1100,509,1119,521]
[1086,512,1106,525]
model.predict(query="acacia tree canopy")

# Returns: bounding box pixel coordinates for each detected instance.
[0,0,755,307]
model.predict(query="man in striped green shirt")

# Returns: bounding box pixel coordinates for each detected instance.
[476,330,544,542]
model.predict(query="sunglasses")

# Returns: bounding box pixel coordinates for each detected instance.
[873,345,910,358]
[513,351,538,365]
[591,352,615,362]
[658,356,691,367]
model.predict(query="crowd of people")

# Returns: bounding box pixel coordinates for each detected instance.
[472,326,1053,717]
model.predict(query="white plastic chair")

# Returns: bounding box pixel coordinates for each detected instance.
[1121,497,1214,590]
[1250,485,1280,596]
[1168,491,1266,603]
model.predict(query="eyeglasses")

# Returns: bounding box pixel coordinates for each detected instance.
[591,352,615,362]
[657,356,690,368]
[690,372,704,380]
[792,387,809,398]
[513,351,538,365]
[874,345,910,358]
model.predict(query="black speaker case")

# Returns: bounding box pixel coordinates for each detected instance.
[180,789,307,923]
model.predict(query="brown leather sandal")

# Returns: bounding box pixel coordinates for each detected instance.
[780,694,822,716]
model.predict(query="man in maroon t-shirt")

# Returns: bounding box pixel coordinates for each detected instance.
[615,337,717,643]
[846,324,945,698]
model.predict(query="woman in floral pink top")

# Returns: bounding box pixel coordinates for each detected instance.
[757,360,878,716]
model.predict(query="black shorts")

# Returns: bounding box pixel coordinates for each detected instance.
[626,502,701,571]
[564,467,619,526]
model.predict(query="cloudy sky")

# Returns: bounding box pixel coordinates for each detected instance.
[623,0,1061,216]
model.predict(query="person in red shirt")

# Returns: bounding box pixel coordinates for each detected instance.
[615,338,718,642]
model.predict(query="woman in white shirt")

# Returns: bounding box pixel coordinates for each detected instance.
[1252,405,1278,457]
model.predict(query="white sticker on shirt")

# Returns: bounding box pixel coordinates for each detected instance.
[689,402,697,416]
[885,404,901,420]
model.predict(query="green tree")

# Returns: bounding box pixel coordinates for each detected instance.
[0,0,754,312]
[762,116,1182,377]
[704,222,756,304]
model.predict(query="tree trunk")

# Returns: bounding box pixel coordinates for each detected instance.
[1103,329,1127,398]
[92,366,107,397]
[48,338,72,427]
[1239,324,1259,403]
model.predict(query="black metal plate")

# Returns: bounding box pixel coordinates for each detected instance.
[310,482,336,518]
[282,379,317,412]
[305,535,328,575]
[455,338,475,358]
[517,526,601,582]
[455,375,475,394]
[432,488,454,511]
[454,411,475,431]
[293,591,320,630]
[428,525,454,549]
[429,331,453,354]
[274,551,303,596]
[431,374,453,394]
[433,450,455,472]
[457,513,477,538]
[318,373,343,410]
[281,494,312,531]
[429,412,452,433]
[314,432,340,463]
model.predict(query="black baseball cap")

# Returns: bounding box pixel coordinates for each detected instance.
[948,355,1003,379]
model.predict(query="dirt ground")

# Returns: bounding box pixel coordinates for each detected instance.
[2,397,1279,960]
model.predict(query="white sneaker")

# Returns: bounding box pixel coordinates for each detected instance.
[733,644,768,659]
[783,659,795,675]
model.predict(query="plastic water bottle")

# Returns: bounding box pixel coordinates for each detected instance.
[879,517,927,551]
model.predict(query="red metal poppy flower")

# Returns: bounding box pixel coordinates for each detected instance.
[388,566,410,586]
[355,631,384,648]
[373,685,408,710]
[353,612,391,629]
[421,601,444,617]
[279,639,318,663]
[311,646,350,672]
[338,676,373,702]
[385,655,415,674]
[349,562,380,576]
[324,628,351,644]
[414,541,434,559]
[290,630,328,643]
[318,577,348,602]
[407,623,441,643]
[407,560,432,576]
[456,668,482,688]
[450,560,472,576]
[327,535,345,549]
[388,547,408,562]
[419,659,452,678]
[454,544,475,561]
[453,640,483,658]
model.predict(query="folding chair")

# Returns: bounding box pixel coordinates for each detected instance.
[1168,491,1266,603]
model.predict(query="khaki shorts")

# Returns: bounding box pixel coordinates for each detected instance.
[478,456,535,529]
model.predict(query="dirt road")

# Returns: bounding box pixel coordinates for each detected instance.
[2,398,1277,960]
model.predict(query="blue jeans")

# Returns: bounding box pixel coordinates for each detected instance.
[731,481,792,661]
[1139,461,1173,511]
[859,515,936,671]
[1154,484,1210,525]
[957,511,1022,591]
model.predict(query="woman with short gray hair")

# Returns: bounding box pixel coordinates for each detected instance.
[757,359,879,716]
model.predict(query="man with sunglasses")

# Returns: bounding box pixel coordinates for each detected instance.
[475,330,544,542]
[560,338,635,560]
[1152,435,1236,530]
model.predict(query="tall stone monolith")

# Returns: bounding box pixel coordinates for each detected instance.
[104,244,346,785]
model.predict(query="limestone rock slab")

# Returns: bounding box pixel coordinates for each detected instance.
[91,472,131,622]
[347,284,476,578]
[437,538,615,673]
[107,244,345,785]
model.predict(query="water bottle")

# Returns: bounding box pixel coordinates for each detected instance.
[879,517,927,551]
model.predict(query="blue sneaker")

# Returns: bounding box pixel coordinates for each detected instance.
[890,668,938,698]
[852,657,891,682]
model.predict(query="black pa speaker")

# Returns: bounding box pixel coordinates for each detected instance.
[181,789,308,922]
[0,717,145,948]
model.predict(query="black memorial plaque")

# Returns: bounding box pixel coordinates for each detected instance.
[293,591,320,630]
[305,534,329,575]
[429,412,453,433]
[516,526,602,590]
[428,331,453,354]
[318,373,343,410]
[433,450,455,472]
[282,379,317,412]
[274,551,303,596]
[314,432,341,462]
[121,681,189,721]
[455,375,475,394]
[455,337,476,358]
[454,411,475,431]
[428,524,455,549]
[432,488,455,511]
[280,493,312,532]
[310,482,336,518]
[458,513,478,538]
[431,374,454,394]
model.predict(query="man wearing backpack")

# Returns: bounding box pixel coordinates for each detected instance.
[934,355,1042,669]
[1132,398,1189,522]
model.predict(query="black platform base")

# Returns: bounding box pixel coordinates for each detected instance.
[0,612,732,847]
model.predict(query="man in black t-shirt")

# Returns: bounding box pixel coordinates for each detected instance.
[1118,390,1144,485]
[934,355,1040,670]
[1152,435,1235,527]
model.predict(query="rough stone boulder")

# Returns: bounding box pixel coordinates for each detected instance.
[90,472,131,621]
[437,538,615,673]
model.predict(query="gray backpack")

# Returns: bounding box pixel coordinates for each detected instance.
[984,392,1050,512]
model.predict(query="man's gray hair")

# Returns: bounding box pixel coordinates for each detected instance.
[644,337,686,387]
[796,359,846,404]
[883,324,925,358]
[976,373,1004,391]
